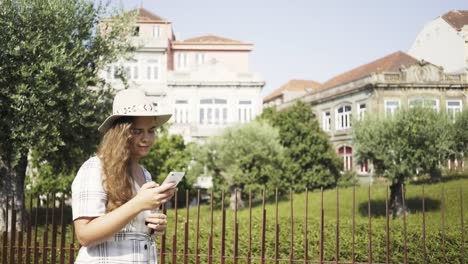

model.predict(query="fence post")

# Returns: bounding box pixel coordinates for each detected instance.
[320,187,324,264]
[460,187,465,264]
[335,187,339,264]
[183,190,189,264]
[386,186,390,264]
[2,195,9,264]
[368,185,373,264]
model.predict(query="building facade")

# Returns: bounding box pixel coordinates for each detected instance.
[263,79,321,108]
[409,10,468,74]
[102,8,265,142]
[168,35,264,142]
[279,51,467,182]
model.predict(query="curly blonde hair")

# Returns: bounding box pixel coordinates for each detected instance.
[97,117,135,212]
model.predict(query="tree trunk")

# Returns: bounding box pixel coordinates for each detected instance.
[0,151,28,232]
[389,181,407,219]
[229,189,244,211]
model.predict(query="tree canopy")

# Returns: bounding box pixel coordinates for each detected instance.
[353,106,456,216]
[0,0,134,227]
[260,102,342,191]
[188,121,285,203]
[353,106,455,182]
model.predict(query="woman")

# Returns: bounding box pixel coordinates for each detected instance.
[72,89,175,263]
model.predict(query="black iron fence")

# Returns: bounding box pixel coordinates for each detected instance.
[1,184,466,263]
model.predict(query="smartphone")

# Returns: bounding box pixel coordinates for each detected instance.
[161,171,185,187]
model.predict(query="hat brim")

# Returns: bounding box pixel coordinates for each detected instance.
[98,113,172,134]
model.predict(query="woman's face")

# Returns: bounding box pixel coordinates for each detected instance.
[129,116,156,160]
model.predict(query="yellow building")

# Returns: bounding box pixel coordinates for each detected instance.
[278,51,467,182]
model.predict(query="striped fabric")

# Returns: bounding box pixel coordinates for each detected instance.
[72,157,158,264]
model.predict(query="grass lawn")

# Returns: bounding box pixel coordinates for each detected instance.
[162,177,467,263]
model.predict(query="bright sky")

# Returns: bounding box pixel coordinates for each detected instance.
[119,0,467,97]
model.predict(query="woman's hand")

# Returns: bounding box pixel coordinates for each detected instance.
[134,181,176,211]
[145,212,167,234]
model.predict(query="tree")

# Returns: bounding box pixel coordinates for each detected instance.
[0,0,134,230]
[189,121,285,206]
[260,102,342,191]
[353,106,455,217]
[453,108,468,160]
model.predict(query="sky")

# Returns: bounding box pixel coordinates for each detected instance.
[117,0,467,97]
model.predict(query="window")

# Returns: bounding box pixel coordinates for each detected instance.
[105,66,112,79]
[238,100,254,123]
[113,66,119,78]
[335,105,352,130]
[446,100,462,122]
[132,26,140,36]
[322,111,331,131]
[124,66,131,79]
[358,103,366,120]
[119,59,139,80]
[174,100,189,124]
[448,157,464,170]
[358,159,370,174]
[152,26,160,38]
[409,97,439,111]
[385,100,400,117]
[195,53,205,65]
[338,146,353,171]
[176,53,188,70]
[133,66,138,79]
[199,98,228,125]
[146,59,160,80]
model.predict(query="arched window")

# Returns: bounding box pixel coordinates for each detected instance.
[338,146,353,171]
[336,105,352,130]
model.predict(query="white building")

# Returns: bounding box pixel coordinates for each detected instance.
[102,8,265,142]
[168,35,264,142]
[409,10,468,73]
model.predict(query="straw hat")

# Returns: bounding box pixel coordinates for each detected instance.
[98,89,171,133]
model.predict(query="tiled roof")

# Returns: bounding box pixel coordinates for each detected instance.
[318,51,418,91]
[264,79,321,102]
[442,10,468,31]
[181,35,246,44]
[135,8,166,22]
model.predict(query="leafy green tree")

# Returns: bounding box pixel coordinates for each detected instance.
[353,106,455,217]
[453,108,468,159]
[189,121,285,206]
[260,102,342,191]
[0,0,134,230]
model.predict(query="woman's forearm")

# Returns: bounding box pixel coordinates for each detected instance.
[74,198,143,247]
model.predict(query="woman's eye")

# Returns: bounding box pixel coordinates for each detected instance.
[149,129,155,134]
[131,128,142,135]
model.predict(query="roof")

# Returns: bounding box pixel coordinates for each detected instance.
[134,8,167,22]
[264,79,321,102]
[180,35,248,44]
[318,51,418,91]
[441,10,468,31]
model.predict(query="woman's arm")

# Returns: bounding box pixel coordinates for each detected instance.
[74,181,175,247]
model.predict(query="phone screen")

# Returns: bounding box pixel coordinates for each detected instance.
[161,171,185,186]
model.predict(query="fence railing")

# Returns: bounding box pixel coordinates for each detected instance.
[0,183,466,264]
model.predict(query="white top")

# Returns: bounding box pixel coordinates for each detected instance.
[72,156,158,263]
